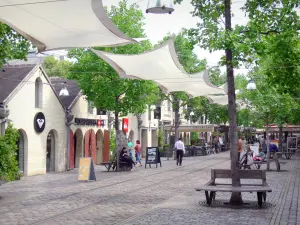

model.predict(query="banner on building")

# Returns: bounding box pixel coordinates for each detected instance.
[122,118,129,133]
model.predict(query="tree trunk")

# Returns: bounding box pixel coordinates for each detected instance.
[266,125,270,170]
[174,98,180,142]
[224,0,242,205]
[115,98,120,172]
[278,125,283,152]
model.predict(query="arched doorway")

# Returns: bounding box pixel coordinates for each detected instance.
[103,130,110,162]
[46,130,57,173]
[74,129,83,168]
[96,130,104,164]
[17,129,27,175]
[84,129,96,163]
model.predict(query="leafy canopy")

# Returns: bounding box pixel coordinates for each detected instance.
[0,23,30,67]
[42,56,72,78]
[68,0,160,116]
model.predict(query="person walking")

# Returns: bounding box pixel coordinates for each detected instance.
[174,138,185,166]
[134,140,142,167]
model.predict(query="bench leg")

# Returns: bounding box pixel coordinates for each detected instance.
[205,191,212,205]
[275,160,280,171]
[210,191,216,200]
[262,192,266,202]
[257,192,263,208]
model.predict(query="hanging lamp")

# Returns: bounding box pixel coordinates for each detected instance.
[146,0,175,14]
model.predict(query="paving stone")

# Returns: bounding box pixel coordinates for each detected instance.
[0,150,299,225]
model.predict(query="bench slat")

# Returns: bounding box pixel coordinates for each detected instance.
[196,185,272,192]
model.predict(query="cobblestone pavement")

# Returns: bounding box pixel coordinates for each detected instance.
[0,151,299,225]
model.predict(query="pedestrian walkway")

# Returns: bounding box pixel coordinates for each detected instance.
[0,151,299,225]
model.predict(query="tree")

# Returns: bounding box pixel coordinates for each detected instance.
[68,0,160,170]
[42,56,72,78]
[0,123,20,181]
[158,30,207,142]
[174,0,300,204]
[0,23,30,67]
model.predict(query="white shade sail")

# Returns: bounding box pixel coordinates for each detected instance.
[0,0,136,52]
[91,38,225,97]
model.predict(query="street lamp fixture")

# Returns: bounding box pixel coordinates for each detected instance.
[59,82,69,96]
[146,0,175,14]
[246,79,257,90]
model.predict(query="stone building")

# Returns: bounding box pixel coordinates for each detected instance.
[0,64,110,176]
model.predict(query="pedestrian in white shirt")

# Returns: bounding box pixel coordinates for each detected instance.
[174,138,185,166]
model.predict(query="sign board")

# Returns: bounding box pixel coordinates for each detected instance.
[75,118,105,127]
[145,147,162,168]
[78,157,96,181]
[34,112,46,133]
[287,137,297,150]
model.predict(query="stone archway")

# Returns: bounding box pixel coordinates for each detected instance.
[46,130,57,173]
[96,130,104,164]
[84,129,96,163]
[74,129,83,168]
[17,129,28,175]
[103,130,110,162]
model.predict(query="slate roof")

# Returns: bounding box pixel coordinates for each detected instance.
[50,77,81,109]
[0,65,36,103]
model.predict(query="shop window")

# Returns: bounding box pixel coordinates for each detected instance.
[35,78,43,108]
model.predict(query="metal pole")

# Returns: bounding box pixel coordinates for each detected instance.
[0,120,5,136]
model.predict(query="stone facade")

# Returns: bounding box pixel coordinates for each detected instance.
[4,65,66,176]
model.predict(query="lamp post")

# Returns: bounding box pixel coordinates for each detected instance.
[0,104,9,136]
[58,82,72,170]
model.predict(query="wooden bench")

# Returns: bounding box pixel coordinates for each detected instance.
[196,169,272,208]
[100,153,131,172]
[253,158,280,171]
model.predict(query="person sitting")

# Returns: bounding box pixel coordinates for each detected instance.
[119,147,135,171]
[254,147,265,161]
[263,143,278,154]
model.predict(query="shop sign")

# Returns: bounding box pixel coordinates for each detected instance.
[34,112,46,133]
[75,118,105,127]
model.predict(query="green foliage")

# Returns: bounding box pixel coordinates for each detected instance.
[0,123,20,181]
[110,130,116,159]
[191,132,198,142]
[42,56,72,78]
[174,0,300,68]
[0,22,30,68]
[157,129,164,147]
[68,0,160,118]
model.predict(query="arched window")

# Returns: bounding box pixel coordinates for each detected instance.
[35,78,43,108]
